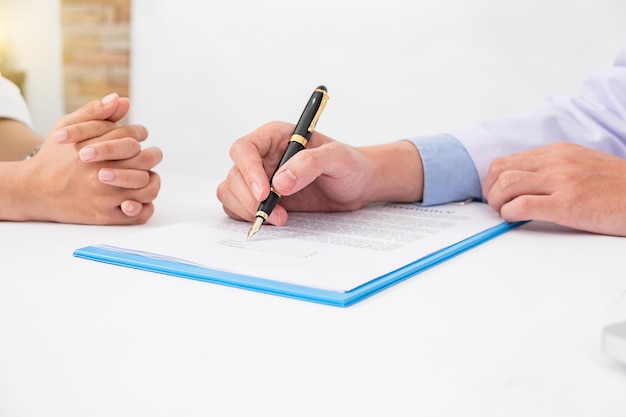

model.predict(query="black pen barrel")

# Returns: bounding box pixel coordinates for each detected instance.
[292,86,327,138]
[256,188,281,219]
[274,140,305,175]
[248,86,328,237]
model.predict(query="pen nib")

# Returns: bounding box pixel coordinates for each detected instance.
[247,217,264,240]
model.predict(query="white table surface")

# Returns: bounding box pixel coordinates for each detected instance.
[1,173,625,417]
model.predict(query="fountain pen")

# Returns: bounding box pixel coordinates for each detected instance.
[247,85,329,240]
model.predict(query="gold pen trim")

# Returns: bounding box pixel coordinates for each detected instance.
[253,211,269,222]
[289,134,308,147]
[269,186,281,198]
[308,89,329,133]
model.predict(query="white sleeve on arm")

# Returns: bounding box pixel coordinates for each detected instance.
[451,47,626,182]
[0,75,32,127]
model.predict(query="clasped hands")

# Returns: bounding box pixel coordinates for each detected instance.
[23,93,162,224]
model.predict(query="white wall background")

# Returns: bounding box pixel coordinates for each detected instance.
[0,0,64,135]
[1,0,625,170]
[130,0,626,180]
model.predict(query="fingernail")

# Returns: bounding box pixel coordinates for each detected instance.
[79,147,96,161]
[101,93,118,106]
[251,181,263,201]
[121,201,137,214]
[52,130,68,142]
[273,169,297,193]
[98,168,115,181]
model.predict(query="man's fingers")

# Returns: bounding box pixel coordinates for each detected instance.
[230,122,297,198]
[271,140,352,196]
[499,194,560,224]
[217,167,261,221]
[485,170,552,213]
[230,139,270,201]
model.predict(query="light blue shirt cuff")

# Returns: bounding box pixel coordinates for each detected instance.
[408,134,483,206]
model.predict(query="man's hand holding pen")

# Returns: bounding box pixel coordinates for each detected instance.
[246,86,329,239]
[216,87,425,234]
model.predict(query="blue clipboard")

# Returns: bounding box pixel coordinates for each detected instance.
[74,221,522,307]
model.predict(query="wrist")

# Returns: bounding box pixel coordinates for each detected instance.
[0,160,38,221]
[0,119,43,161]
[23,143,42,160]
[359,141,424,205]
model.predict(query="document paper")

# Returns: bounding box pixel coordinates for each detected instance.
[75,202,515,305]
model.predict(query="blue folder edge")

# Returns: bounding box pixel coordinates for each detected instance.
[73,221,524,307]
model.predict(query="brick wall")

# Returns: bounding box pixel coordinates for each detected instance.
[61,0,130,114]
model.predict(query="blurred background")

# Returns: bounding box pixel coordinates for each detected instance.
[0,0,129,130]
[2,0,626,180]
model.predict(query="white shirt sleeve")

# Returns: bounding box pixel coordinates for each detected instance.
[451,47,626,182]
[0,75,32,127]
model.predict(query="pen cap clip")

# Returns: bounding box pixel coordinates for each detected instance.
[308,87,329,133]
